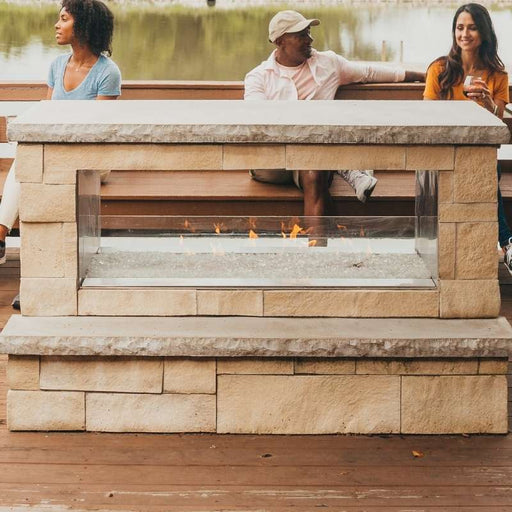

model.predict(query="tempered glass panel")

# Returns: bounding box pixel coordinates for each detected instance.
[80,215,436,288]
[78,170,101,282]
[415,170,439,281]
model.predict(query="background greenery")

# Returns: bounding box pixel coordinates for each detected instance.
[1,2,511,80]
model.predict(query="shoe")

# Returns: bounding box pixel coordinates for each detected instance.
[11,293,20,311]
[0,240,5,265]
[338,170,378,203]
[504,241,512,276]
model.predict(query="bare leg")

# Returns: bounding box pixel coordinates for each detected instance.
[299,170,333,242]
[299,170,333,216]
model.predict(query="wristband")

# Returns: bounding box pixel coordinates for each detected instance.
[493,104,498,115]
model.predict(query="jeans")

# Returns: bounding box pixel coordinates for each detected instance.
[498,163,512,247]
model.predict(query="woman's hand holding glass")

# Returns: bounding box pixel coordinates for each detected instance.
[463,76,496,114]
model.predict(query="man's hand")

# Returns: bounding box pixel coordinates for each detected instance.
[404,70,425,82]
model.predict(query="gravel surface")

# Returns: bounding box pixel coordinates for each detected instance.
[86,250,432,279]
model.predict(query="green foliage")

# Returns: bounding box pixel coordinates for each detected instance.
[0,2,387,79]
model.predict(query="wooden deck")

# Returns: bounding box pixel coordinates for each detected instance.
[0,255,512,510]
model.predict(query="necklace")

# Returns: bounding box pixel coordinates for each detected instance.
[70,56,95,72]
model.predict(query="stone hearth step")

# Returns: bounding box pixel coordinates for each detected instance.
[1,315,511,358]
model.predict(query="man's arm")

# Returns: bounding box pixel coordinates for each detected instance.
[244,69,267,100]
[404,70,425,82]
[336,54,424,85]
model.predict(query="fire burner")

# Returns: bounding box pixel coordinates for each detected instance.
[80,215,436,288]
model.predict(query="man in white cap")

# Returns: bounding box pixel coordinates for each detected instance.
[245,10,424,217]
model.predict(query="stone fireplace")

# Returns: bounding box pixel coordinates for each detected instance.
[1,99,511,434]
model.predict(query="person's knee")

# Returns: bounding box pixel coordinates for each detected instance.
[300,171,329,194]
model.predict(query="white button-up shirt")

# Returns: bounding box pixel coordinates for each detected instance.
[244,49,406,100]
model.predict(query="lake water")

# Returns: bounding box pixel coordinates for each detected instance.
[1,1,512,80]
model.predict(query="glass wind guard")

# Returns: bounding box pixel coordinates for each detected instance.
[80,215,437,288]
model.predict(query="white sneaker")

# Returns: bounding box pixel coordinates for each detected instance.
[338,170,377,203]
[504,240,512,276]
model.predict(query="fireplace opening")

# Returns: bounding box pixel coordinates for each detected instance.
[78,170,438,289]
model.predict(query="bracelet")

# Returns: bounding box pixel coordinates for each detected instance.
[493,104,498,115]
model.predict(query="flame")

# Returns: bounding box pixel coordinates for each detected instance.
[281,221,287,238]
[360,227,365,237]
[290,224,302,239]
[337,224,347,231]
[214,223,221,235]
[308,239,317,247]
[249,229,258,239]
[183,219,196,233]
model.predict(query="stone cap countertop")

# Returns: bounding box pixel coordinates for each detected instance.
[1,315,511,358]
[8,99,511,145]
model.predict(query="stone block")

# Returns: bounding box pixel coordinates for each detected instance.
[197,290,263,316]
[7,390,85,431]
[454,147,497,203]
[78,289,196,316]
[86,393,216,432]
[164,358,216,393]
[223,144,285,170]
[406,146,454,170]
[217,375,400,434]
[438,171,453,204]
[286,145,405,170]
[63,222,78,277]
[356,358,478,375]
[479,359,509,374]
[7,356,39,390]
[401,375,508,433]
[40,357,163,393]
[264,290,438,317]
[44,144,223,178]
[295,358,355,374]
[439,203,496,223]
[455,223,498,279]
[15,144,43,183]
[438,223,455,279]
[217,358,293,375]
[20,222,62,277]
[20,183,75,222]
[20,278,77,316]
[440,280,500,318]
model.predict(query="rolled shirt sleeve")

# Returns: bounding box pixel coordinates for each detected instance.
[337,55,405,85]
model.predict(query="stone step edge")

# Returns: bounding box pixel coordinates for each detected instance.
[1,315,511,358]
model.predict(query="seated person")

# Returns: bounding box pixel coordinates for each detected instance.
[423,2,511,274]
[244,10,425,217]
[0,0,121,309]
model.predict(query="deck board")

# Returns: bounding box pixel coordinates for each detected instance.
[0,253,512,510]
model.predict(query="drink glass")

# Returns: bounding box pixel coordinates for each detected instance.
[463,75,482,98]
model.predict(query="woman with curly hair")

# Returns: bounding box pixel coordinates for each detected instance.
[424,3,511,273]
[47,0,121,100]
[0,0,121,309]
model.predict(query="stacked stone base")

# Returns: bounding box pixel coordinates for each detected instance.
[7,355,508,434]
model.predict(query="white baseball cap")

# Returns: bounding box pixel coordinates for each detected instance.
[268,10,320,43]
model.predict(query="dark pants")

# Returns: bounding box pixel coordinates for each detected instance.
[498,163,512,247]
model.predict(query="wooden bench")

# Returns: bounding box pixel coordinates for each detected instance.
[2,83,512,223]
